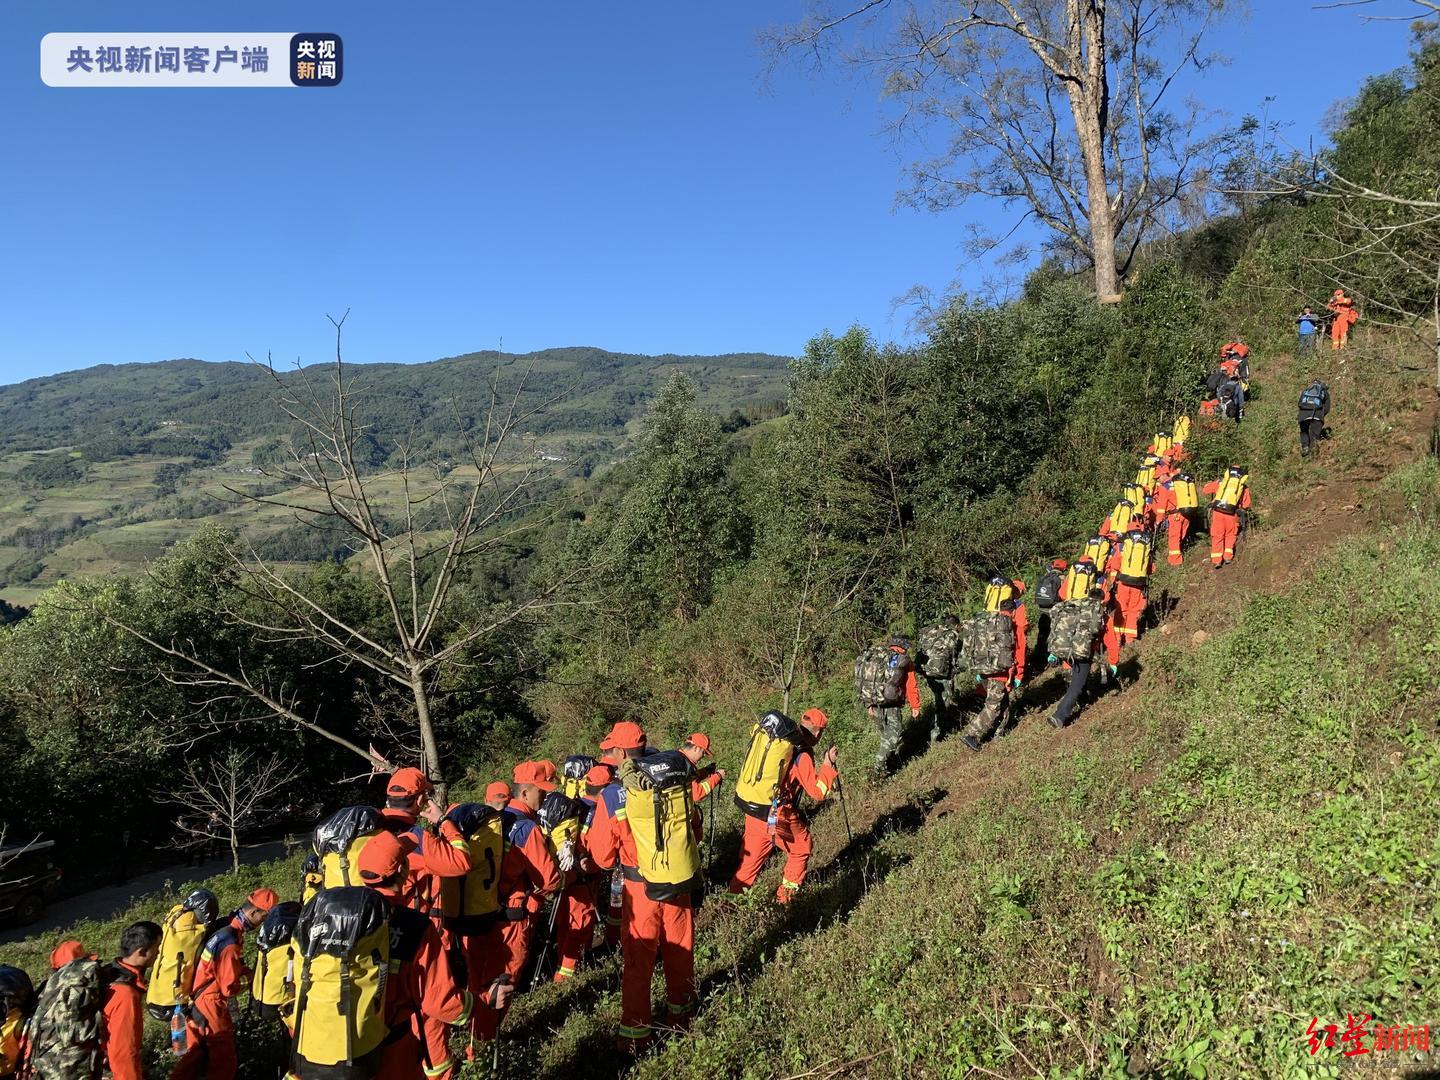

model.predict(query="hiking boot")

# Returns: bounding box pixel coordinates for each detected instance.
[1047,714,1065,730]
[961,735,982,753]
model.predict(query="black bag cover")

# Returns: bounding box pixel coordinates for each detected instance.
[536,791,582,835]
[182,887,219,925]
[0,964,34,1018]
[256,901,303,953]
[312,805,383,857]
[561,755,598,781]
[757,709,802,743]
[633,750,692,790]
[1299,382,1327,411]
[445,802,500,837]
[292,887,389,961]
[1035,570,1063,610]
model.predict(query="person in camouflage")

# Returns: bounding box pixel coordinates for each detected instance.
[916,615,962,745]
[856,637,921,778]
[961,587,1028,752]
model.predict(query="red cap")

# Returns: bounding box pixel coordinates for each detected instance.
[686,733,712,758]
[584,763,614,786]
[599,721,646,751]
[50,940,86,969]
[357,831,408,884]
[801,707,829,732]
[1010,579,1025,595]
[1050,558,1068,569]
[513,761,558,792]
[1077,555,1095,566]
[247,888,280,914]
[387,767,431,800]
[484,781,511,803]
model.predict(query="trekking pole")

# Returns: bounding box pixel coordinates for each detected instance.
[835,774,853,848]
[706,789,715,878]
[529,895,563,991]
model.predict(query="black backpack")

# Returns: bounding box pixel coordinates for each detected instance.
[1298,382,1327,412]
[1035,570,1063,610]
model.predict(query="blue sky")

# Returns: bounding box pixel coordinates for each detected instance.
[0,2,1421,382]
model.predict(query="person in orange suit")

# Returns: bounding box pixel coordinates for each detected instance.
[1327,289,1358,350]
[169,888,278,1080]
[355,831,511,1080]
[101,921,161,1080]
[589,742,714,1055]
[465,763,561,1049]
[727,708,840,904]
[552,763,613,982]
[1111,529,1151,654]
[1152,479,1186,566]
[483,781,510,811]
[590,722,648,948]
[1203,468,1252,569]
[961,582,1027,752]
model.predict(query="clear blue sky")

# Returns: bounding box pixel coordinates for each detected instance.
[0,2,1420,382]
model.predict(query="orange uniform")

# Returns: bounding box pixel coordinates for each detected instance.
[170,917,249,1080]
[554,793,601,982]
[466,800,561,1042]
[1152,483,1189,566]
[1203,480,1252,567]
[372,907,474,1080]
[1327,293,1358,349]
[101,961,146,1080]
[728,744,838,903]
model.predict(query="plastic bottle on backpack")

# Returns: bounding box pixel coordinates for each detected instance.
[169,1005,187,1055]
[766,798,780,834]
[610,870,623,910]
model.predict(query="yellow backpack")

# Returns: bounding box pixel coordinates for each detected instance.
[538,791,583,851]
[312,806,385,889]
[1063,561,1099,600]
[1108,500,1136,533]
[734,710,803,817]
[1122,482,1147,509]
[1118,532,1153,580]
[146,889,218,1013]
[1173,415,1191,445]
[1152,431,1174,455]
[560,755,597,800]
[439,804,505,932]
[1172,474,1199,511]
[290,887,398,1071]
[251,901,301,1018]
[1084,534,1112,568]
[300,854,323,907]
[1213,469,1249,511]
[619,751,700,901]
[983,578,1013,613]
[1135,458,1159,492]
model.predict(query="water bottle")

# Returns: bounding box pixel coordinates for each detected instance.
[169,1005,187,1055]
[609,870,622,911]
[766,799,779,834]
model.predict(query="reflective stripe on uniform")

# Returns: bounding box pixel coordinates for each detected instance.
[815,780,830,797]
[555,965,575,979]
[449,838,468,850]
[619,1023,652,1039]
[666,997,696,1015]
[424,1059,453,1078]
[450,990,473,1027]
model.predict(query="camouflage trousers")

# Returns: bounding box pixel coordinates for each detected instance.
[873,705,908,771]
[962,680,1009,743]
[923,674,957,742]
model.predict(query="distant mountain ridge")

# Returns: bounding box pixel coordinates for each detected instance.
[0,347,793,454]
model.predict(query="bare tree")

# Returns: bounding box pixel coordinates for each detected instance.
[97,316,592,802]
[767,0,1236,302]
[168,749,299,873]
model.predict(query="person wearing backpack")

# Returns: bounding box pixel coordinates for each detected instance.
[169,888,278,1080]
[552,763,614,982]
[1298,379,1332,456]
[1031,560,1067,674]
[465,764,562,1048]
[587,722,649,950]
[916,615,962,743]
[1203,467,1252,570]
[101,921,161,1080]
[727,708,840,904]
[0,966,33,1080]
[590,747,705,1055]
[1044,583,1108,729]
[1327,288,1358,350]
[483,781,511,811]
[960,584,1028,753]
[1111,529,1153,652]
[854,636,921,779]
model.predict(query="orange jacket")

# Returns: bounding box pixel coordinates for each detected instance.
[776,747,838,813]
[500,800,562,914]
[381,808,474,917]
[585,782,634,870]
[101,961,145,1080]
[1008,604,1028,681]
[1152,484,1178,516]
[188,916,249,1036]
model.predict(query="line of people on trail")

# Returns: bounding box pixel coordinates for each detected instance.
[855,396,1259,774]
[1,714,846,1077]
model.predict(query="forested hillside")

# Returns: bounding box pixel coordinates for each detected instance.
[1,25,1438,1080]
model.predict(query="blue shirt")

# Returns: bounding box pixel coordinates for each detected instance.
[1297,314,1318,335]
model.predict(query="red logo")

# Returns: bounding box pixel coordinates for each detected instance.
[1306,1016,1430,1057]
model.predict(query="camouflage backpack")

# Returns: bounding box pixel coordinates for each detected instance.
[916,623,960,679]
[26,956,115,1080]
[1048,598,1105,662]
[960,612,1016,676]
[853,644,909,707]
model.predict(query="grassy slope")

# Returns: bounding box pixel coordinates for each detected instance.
[4,342,1437,1079]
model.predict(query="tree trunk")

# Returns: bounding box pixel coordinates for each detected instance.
[411,669,447,805]
[230,829,240,874]
[1068,0,1123,304]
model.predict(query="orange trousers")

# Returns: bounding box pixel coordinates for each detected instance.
[604,870,623,946]
[466,914,532,1042]
[727,810,813,903]
[553,878,598,981]
[170,1031,236,1080]
[1210,509,1239,565]
[1166,512,1190,565]
[619,878,696,1048]
[1112,581,1146,642]
[1331,318,1349,349]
